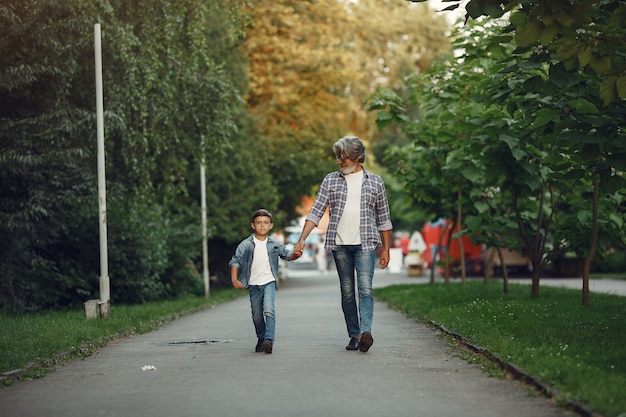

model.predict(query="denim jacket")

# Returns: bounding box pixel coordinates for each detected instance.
[229,234,294,288]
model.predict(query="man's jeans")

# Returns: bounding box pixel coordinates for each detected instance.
[249,282,277,342]
[332,245,376,338]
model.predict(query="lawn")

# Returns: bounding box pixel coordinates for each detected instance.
[374,281,626,417]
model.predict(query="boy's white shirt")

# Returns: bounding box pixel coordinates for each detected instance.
[249,235,276,285]
[335,169,363,246]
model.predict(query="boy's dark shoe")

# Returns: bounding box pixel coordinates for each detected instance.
[359,332,373,353]
[262,339,273,354]
[255,339,265,352]
[345,337,359,351]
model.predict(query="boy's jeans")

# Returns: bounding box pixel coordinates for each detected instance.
[332,245,376,338]
[249,282,277,342]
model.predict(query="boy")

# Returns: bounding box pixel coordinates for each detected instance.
[229,209,301,354]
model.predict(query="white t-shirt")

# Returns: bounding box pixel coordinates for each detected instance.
[249,236,276,286]
[336,170,363,245]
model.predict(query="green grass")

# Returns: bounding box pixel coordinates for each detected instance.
[374,282,626,417]
[0,289,245,383]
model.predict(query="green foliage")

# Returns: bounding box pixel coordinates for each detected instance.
[106,199,172,303]
[0,0,264,312]
[422,0,626,105]
[592,249,626,274]
[375,282,626,417]
[367,12,626,296]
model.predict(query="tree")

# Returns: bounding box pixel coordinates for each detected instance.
[242,0,452,217]
[445,0,626,304]
[0,0,264,311]
[368,14,625,302]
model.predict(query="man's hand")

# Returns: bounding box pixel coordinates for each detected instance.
[294,242,305,257]
[232,279,244,289]
[379,249,390,270]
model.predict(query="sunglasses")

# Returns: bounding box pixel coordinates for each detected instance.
[335,154,351,161]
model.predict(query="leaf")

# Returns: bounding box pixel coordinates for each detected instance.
[576,209,592,225]
[555,9,574,26]
[461,165,484,183]
[609,213,624,229]
[599,77,618,106]
[555,38,580,60]
[566,98,599,114]
[588,55,612,75]
[509,10,527,27]
[548,62,577,88]
[523,75,545,92]
[616,75,626,99]
[473,200,490,214]
[578,45,592,67]
[515,21,543,46]
[540,22,559,44]
[531,108,560,128]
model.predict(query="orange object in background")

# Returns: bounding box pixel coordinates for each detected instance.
[420,219,482,274]
[296,196,329,232]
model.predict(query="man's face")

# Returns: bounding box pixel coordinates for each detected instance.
[336,153,357,175]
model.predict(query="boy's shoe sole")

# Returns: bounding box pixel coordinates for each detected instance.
[262,340,273,354]
[359,332,373,352]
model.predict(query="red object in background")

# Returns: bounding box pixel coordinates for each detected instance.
[420,219,482,269]
[400,236,410,256]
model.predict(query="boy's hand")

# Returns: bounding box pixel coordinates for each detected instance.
[232,280,244,289]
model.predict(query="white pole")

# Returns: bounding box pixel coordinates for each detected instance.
[200,162,210,298]
[94,23,110,317]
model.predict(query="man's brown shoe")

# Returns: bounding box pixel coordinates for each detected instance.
[359,332,373,352]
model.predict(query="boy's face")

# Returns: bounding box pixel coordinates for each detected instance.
[251,215,273,236]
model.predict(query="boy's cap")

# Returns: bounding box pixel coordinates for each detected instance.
[252,208,273,222]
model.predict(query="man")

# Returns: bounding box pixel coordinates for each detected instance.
[295,136,392,352]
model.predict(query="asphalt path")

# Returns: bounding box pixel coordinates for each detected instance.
[2,267,616,417]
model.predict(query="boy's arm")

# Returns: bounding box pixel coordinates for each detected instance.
[231,266,244,289]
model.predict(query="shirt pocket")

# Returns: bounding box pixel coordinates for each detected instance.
[328,185,344,203]
[363,187,378,208]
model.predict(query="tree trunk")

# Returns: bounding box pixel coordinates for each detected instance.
[483,246,495,286]
[444,221,454,286]
[457,190,466,284]
[531,263,541,297]
[582,171,600,306]
[513,191,544,298]
[496,247,509,294]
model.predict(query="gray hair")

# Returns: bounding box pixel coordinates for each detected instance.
[333,136,366,163]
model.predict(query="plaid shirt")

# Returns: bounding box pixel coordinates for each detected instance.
[306,168,392,252]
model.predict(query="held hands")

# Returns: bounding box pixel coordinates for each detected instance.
[294,242,305,258]
[291,248,303,261]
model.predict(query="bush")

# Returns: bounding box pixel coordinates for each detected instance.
[591,248,626,273]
